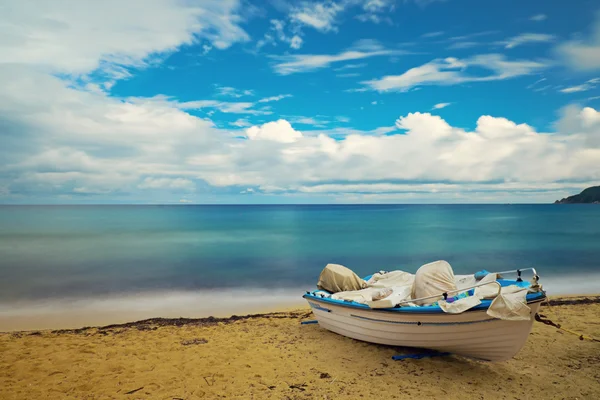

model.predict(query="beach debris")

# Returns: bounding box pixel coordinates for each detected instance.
[124,386,144,395]
[181,338,208,346]
[288,382,307,391]
[319,372,331,379]
[47,310,313,335]
[203,375,215,386]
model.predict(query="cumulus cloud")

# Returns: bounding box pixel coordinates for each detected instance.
[556,12,600,71]
[245,120,303,142]
[4,60,600,202]
[363,54,548,92]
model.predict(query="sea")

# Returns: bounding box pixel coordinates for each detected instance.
[1,204,599,329]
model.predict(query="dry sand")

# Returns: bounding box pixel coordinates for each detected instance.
[1,296,599,400]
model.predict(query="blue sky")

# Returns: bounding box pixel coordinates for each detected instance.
[1,0,600,203]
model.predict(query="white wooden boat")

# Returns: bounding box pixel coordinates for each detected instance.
[303,268,546,362]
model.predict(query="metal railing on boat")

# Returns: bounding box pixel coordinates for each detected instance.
[394,280,502,308]
[493,268,539,283]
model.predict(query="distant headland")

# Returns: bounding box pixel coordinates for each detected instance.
[555,186,600,204]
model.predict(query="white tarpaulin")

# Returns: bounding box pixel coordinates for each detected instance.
[438,295,482,314]
[366,270,414,288]
[487,288,531,321]
[365,285,413,308]
[411,260,457,305]
[331,287,379,304]
[317,263,367,293]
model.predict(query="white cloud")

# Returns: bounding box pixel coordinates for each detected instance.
[136,96,270,115]
[530,14,547,22]
[432,102,451,110]
[526,77,547,89]
[215,86,254,98]
[290,35,304,49]
[289,1,343,32]
[422,31,445,38]
[448,30,499,42]
[556,12,600,71]
[3,66,600,201]
[446,41,481,50]
[356,0,395,24]
[337,72,361,77]
[286,116,330,127]
[138,177,195,190]
[498,33,555,49]
[371,101,378,105]
[560,78,600,94]
[363,54,548,92]
[245,120,303,143]
[258,19,304,50]
[334,63,367,71]
[230,119,252,127]
[0,0,249,77]
[258,94,293,103]
[271,41,405,75]
[344,87,370,93]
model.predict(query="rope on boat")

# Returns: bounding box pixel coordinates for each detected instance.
[535,313,600,342]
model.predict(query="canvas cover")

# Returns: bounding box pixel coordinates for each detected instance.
[367,270,414,288]
[317,263,367,293]
[332,287,383,304]
[487,288,531,321]
[411,260,457,305]
[438,295,482,314]
[366,285,414,308]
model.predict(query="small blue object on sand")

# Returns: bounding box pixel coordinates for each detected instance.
[392,352,451,361]
[300,320,319,325]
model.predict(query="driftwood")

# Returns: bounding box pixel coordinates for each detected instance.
[181,338,208,346]
[124,386,144,395]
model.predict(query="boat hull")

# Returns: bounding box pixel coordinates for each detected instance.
[305,297,543,362]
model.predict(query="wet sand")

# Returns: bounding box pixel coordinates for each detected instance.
[1,296,599,399]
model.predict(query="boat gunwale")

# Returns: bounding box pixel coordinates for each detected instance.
[303,291,547,315]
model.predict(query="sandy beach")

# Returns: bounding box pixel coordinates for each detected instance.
[1,296,599,400]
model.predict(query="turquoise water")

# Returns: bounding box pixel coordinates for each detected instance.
[1,205,599,305]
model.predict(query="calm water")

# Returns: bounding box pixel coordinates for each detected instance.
[1,205,599,305]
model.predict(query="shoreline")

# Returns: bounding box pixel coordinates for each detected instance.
[2,294,598,334]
